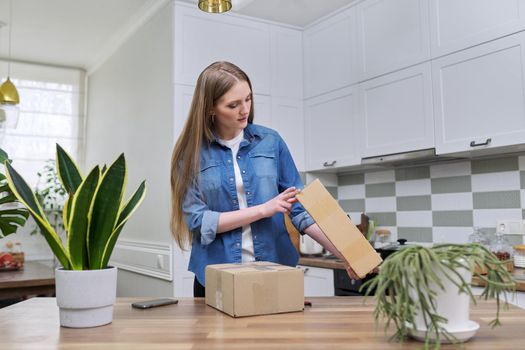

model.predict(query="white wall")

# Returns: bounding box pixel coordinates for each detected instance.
[85,2,174,297]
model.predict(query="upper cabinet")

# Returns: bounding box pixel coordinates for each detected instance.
[303,7,357,99]
[356,0,431,80]
[271,27,303,100]
[272,98,305,171]
[429,0,525,58]
[360,62,434,157]
[305,86,361,171]
[174,5,271,95]
[433,32,525,155]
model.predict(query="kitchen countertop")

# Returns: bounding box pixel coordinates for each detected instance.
[472,267,525,292]
[298,255,346,269]
[1,297,524,349]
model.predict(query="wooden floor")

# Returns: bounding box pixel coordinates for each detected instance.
[0,297,524,349]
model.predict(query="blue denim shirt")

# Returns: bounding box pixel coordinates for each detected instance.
[183,123,314,285]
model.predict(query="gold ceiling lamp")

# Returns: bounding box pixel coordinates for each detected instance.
[0,0,20,106]
[198,0,232,14]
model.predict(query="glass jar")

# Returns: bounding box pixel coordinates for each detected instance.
[468,227,490,247]
[514,244,525,268]
[374,228,391,249]
[489,232,513,262]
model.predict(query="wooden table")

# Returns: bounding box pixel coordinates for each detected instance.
[0,260,55,299]
[0,297,523,349]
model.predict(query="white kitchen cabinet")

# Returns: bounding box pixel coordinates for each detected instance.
[303,6,357,99]
[254,94,272,128]
[270,27,303,100]
[360,62,434,157]
[356,0,430,81]
[429,0,525,58]
[433,32,525,155]
[305,85,361,171]
[297,265,335,297]
[271,98,305,172]
[174,4,271,95]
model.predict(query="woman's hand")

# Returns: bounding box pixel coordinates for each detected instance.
[345,264,360,280]
[259,187,298,218]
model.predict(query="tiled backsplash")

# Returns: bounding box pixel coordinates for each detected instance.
[329,155,525,245]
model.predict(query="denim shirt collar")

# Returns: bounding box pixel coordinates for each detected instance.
[210,123,261,147]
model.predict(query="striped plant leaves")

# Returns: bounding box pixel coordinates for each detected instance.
[56,144,83,195]
[100,180,146,268]
[67,167,100,270]
[5,162,71,268]
[87,154,126,269]
[6,144,146,270]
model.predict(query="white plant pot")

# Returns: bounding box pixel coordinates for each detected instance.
[55,266,118,328]
[409,262,479,343]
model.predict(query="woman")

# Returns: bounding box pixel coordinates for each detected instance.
[171,61,357,297]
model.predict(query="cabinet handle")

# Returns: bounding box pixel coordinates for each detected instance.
[470,138,492,147]
[323,160,337,167]
[302,267,309,274]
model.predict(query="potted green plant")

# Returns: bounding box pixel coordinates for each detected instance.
[0,148,28,238]
[362,243,516,349]
[5,144,146,328]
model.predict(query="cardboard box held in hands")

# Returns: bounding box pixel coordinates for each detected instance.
[296,179,382,278]
[205,262,304,317]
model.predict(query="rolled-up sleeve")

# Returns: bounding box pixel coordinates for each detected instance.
[182,182,220,245]
[291,210,314,233]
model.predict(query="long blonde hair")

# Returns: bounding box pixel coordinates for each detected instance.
[171,62,254,249]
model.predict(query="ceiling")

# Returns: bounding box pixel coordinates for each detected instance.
[0,0,354,70]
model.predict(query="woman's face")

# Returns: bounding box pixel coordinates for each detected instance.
[212,80,252,139]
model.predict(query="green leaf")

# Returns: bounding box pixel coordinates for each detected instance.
[5,162,70,268]
[87,154,126,269]
[67,166,100,270]
[100,180,146,268]
[0,208,29,237]
[0,148,8,164]
[56,144,83,195]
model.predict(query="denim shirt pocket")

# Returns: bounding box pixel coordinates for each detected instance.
[199,160,221,192]
[248,150,277,179]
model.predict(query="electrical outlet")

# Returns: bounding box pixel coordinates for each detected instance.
[496,220,525,235]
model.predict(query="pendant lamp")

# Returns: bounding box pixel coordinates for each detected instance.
[0,0,20,129]
[198,0,232,13]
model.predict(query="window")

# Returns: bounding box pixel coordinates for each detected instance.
[0,61,85,186]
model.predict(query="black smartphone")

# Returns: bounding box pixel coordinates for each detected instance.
[131,298,179,309]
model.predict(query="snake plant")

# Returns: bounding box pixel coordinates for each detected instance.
[362,243,516,349]
[5,144,146,270]
[0,148,29,237]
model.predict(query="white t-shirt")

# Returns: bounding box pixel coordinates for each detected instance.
[218,130,255,263]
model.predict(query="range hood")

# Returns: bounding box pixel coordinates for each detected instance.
[361,148,464,167]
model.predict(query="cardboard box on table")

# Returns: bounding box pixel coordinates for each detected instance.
[205,261,304,317]
[296,179,382,278]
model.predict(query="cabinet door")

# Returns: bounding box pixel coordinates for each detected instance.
[253,94,272,128]
[360,62,434,157]
[270,27,303,100]
[356,0,430,80]
[271,98,305,172]
[173,85,195,142]
[297,265,334,297]
[433,32,525,155]
[174,4,271,95]
[303,7,357,99]
[430,0,525,57]
[305,86,361,171]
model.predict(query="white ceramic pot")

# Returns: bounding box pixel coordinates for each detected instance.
[55,266,118,328]
[409,261,479,343]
